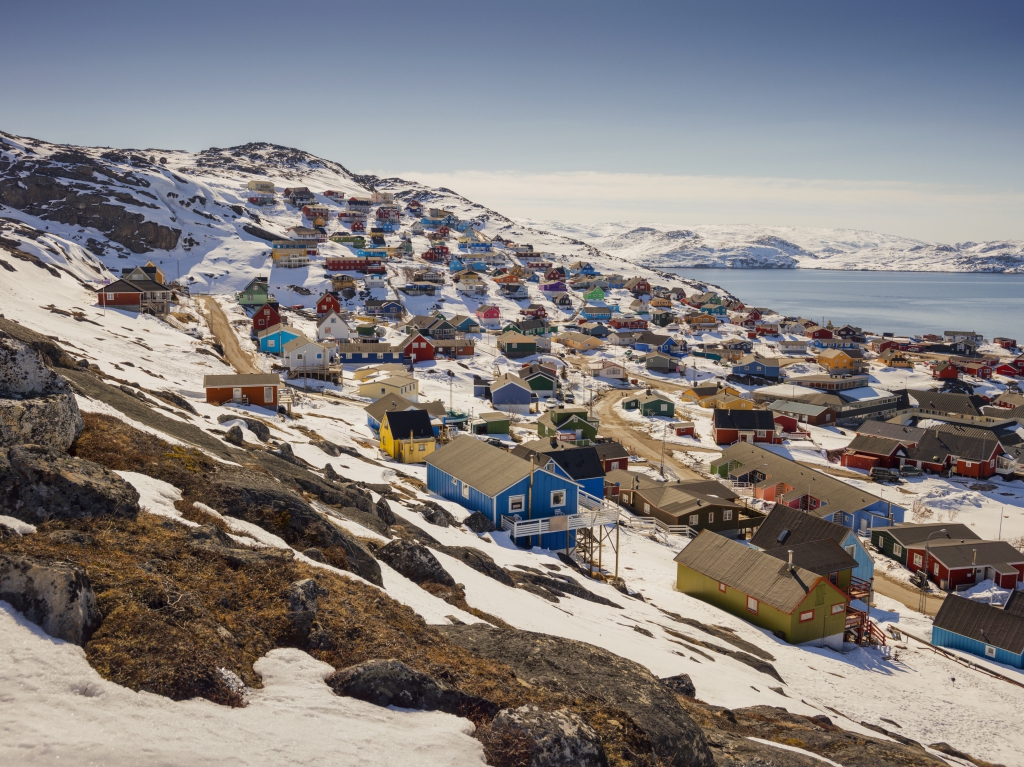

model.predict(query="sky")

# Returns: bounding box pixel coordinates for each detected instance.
[2,0,1023,242]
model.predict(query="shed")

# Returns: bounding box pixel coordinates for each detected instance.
[933,595,1024,668]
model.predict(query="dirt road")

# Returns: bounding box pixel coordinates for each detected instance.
[871,573,945,616]
[199,296,261,375]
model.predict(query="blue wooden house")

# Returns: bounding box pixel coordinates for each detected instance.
[468,242,492,253]
[569,261,599,276]
[450,314,482,333]
[448,257,465,272]
[258,323,302,355]
[580,304,612,321]
[336,343,402,363]
[932,595,1024,669]
[732,354,781,379]
[749,503,874,583]
[426,436,581,549]
[511,441,606,498]
[810,338,859,350]
[700,304,727,316]
[634,332,683,356]
[365,300,405,319]
[490,373,535,415]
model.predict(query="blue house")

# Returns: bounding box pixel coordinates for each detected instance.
[731,354,781,379]
[258,323,302,355]
[569,261,599,276]
[425,436,581,550]
[490,373,535,415]
[932,595,1024,669]
[511,441,606,498]
[337,343,402,363]
[468,242,492,253]
[365,300,405,319]
[749,503,874,583]
[449,314,482,334]
[448,258,465,272]
[580,303,612,321]
[700,305,727,316]
[634,332,683,356]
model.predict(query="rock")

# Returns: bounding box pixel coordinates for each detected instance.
[412,500,459,528]
[488,705,607,767]
[463,511,496,534]
[375,498,397,526]
[76,358,90,368]
[302,548,326,563]
[437,546,516,587]
[186,523,295,568]
[661,674,696,698]
[0,445,140,524]
[311,438,341,457]
[439,624,713,767]
[322,463,340,481]
[0,554,101,645]
[47,530,94,546]
[506,569,622,608]
[223,424,244,446]
[0,336,83,451]
[216,414,269,441]
[327,659,497,719]
[376,539,456,588]
[286,578,328,641]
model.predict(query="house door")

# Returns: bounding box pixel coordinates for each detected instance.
[739,434,749,443]
[232,387,242,401]
[859,517,868,533]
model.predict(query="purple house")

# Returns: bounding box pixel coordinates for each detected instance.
[539,280,566,293]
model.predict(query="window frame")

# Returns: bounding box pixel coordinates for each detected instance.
[985,645,997,658]
[831,602,846,615]
[746,596,758,614]
[723,509,733,521]
[894,543,903,557]
[509,495,525,513]
[799,610,815,623]
[550,490,566,508]
[461,482,470,499]
[913,553,923,567]
[718,582,727,593]
[689,514,698,526]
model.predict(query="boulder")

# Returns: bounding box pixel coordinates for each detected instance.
[327,659,497,719]
[661,674,696,698]
[411,500,458,528]
[439,624,713,767]
[464,511,496,534]
[437,546,516,587]
[0,336,83,452]
[322,463,341,481]
[0,554,101,645]
[0,445,140,524]
[375,498,397,526]
[285,578,328,641]
[217,414,270,441]
[186,524,295,568]
[488,705,607,767]
[375,539,456,588]
[223,425,244,446]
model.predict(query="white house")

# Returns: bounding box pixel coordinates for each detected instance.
[283,337,335,373]
[777,339,808,356]
[316,311,352,342]
[589,359,627,380]
[364,273,387,290]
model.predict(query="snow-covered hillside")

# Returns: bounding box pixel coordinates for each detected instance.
[529,221,1024,273]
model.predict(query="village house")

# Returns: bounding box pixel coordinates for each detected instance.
[609,472,755,537]
[994,337,1018,351]
[490,373,535,415]
[589,359,627,381]
[471,412,512,436]
[679,383,743,408]
[622,392,675,417]
[246,180,276,205]
[358,374,419,403]
[364,300,405,319]
[685,314,719,331]
[380,409,436,464]
[767,399,836,427]
[643,352,679,374]
[634,332,683,356]
[237,276,273,308]
[258,323,302,355]
[251,303,281,334]
[944,330,984,345]
[580,304,612,322]
[674,532,851,649]
[711,409,780,445]
[817,348,868,376]
[905,538,1024,590]
[537,406,599,445]
[624,276,652,296]
[271,240,313,267]
[878,348,914,369]
[932,596,1024,669]
[425,437,582,550]
[518,363,558,397]
[731,354,781,380]
[336,342,402,364]
[97,275,172,314]
[203,373,280,409]
[315,292,341,317]
[776,339,808,356]
[511,440,606,498]
[475,304,501,326]
[283,337,336,375]
[498,331,538,358]
[555,332,604,352]
[592,440,630,473]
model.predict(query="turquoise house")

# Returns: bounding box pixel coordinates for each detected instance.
[259,323,302,355]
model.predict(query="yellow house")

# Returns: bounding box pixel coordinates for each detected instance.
[554,332,604,351]
[358,374,419,402]
[380,409,436,464]
[649,296,673,308]
[680,384,743,408]
[715,394,755,410]
[817,349,866,375]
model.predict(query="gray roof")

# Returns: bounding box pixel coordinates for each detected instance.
[907,389,989,418]
[856,421,928,443]
[767,400,832,417]
[593,441,629,461]
[718,443,886,518]
[934,596,1024,655]
[924,539,1024,572]
[203,373,280,388]
[749,504,853,551]
[674,532,829,614]
[478,411,511,422]
[880,522,981,548]
[763,539,858,576]
[845,434,907,457]
[713,409,776,431]
[425,436,537,497]
[634,479,743,519]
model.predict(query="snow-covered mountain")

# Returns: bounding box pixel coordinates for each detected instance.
[528,221,1024,272]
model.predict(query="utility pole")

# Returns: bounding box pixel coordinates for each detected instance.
[660,420,668,477]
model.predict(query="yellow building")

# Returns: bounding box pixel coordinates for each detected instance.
[817,349,867,375]
[715,394,755,411]
[680,384,743,408]
[358,374,419,402]
[380,409,436,464]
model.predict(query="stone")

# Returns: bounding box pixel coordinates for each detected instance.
[47,530,94,546]
[0,336,83,452]
[217,414,269,441]
[463,511,496,534]
[375,539,456,588]
[375,498,397,526]
[0,554,101,645]
[661,674,696,698]
[286,578,328,641]
[411,500,458,528]
[327,659,497,719]
[488,705,607,767]
[437,545,516,587]
[302,548,326,563]
[0,445,140,524]
[322,463,340,481]
[224,425,244,446]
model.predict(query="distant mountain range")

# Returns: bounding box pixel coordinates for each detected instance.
[526,221,1024,273]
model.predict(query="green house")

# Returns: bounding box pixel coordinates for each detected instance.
[537,407,599,445]
[674,531,850,649]
[472,412,511,435]
[622,393,675,417]
[871,522,979,568]
[237,277,272,308]
[498,331,538,358]
[330,234,366,248]
[649,309,674,328]
[583,286,605,301]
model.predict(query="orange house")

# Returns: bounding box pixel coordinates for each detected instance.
[203,373,280,409]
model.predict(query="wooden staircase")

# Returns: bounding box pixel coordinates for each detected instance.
[845,605,886,647]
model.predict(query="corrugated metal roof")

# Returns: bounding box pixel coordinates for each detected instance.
[763,539,858,576]
[749,504,850,551]
[425,436,535,497]
[674,532,826,614]
[934,596,1024,655]
[203,373,280,388]
[882,522,980,548]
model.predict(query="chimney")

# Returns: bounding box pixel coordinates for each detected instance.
[787,550,794,569]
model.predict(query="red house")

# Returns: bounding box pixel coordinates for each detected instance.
[994,337,1018,350]
[905,541,1024,590]
[931,361,959,380]
[203,373,280,409]
[351,220,365,232]
[252,303,281,333]
[673,422,696,437]
[96,278,172,314]
[609,317,648,330]
[438,225,451,237]
[711,410,781,446]
[955,360,993,379]
[475,305,501,321]
[519,304,548,319]
[316,292,341,317]
[397,332,435,363]
[745,309,763,322]
[808,326,833,340]
[625,277,652,295]
[995,363,1020,378]
[594,441,630,473]
[325,255,383,273]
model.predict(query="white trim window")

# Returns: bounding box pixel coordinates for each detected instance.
[550,490,566,508]
[461,482,470,499]
[509,495,525,513]
[913,553,923,567]
[707,512,714,524]
[985,645,997,658]
[723,510,732,521]
[689,514,698,526]
[894,543,903,557]
[746,596,758,614]
[831,603,846,615]
[263,387,274,403]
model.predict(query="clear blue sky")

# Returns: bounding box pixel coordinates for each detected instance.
[3,0,1023,240]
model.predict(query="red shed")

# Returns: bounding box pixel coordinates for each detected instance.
[931,361,959,380]
[995,363,1020,378]
[351,221,365,232]
[252,303,281,333]
[397,332,436,363]
[808,327,833,340]
[315,292,341,317]
[203,373,280,409]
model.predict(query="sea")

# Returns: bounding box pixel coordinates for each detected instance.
[663,269,1024,343]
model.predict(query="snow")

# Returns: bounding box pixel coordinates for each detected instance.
[746,737,845,766]
[0,516,37,535]
[0,604,485,767]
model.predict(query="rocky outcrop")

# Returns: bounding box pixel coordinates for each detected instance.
[376,539,456,589]
[327,659,498,719]
[216,414,270,441]
[0,336,83,451]
[186,524,293,569]
[0,445,140,523]
[488,705,607,767]
[439,623,714,767]
[661,674,696,698]
[437,546,516,588]
[285,578,328,642]
[464,511,496,534]
[0,554,101,645]
[506,567,622,608]
[410,501,459,528]
[223,425,244,446]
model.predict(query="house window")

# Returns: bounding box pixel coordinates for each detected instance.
[660,403,667,412]
[985,645,997,658]
[106,292,114,300]
[800,610,815,623]
[746,596,758,614]
[707,512,714,524]
[718,582,727,593]
[933,563,940,576]
[509,495,525,513]
[965,461,973,468]
[913,553,923,567]
[263,387,274,403]
[269,339,276,348]
[893,544,903,557]
[689,514,698,525]
[418,443,425,451]
[723,510,732,521]
[551,490,566,507]
[756,430,766,438]
[462,482,470,499]
[643,502,650,513]
[831,603,846,615]
[844,544,856,558]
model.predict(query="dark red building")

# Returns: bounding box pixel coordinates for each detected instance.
[315,292,341,317]
[252,303,281,333]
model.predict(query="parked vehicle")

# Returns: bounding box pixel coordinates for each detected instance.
[899,465,924,477]
[564,392,576,403]
[544,397,559,409]
[870,466,902,483]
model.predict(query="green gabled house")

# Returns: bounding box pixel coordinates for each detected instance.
[237,276,272,308]
[622,392,675,417]
[583,286,605,301]
[871,522,979,568]
[537,406,599,445]
[675,531,850,649]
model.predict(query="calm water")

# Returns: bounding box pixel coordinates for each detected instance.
[664,269,1024,342]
